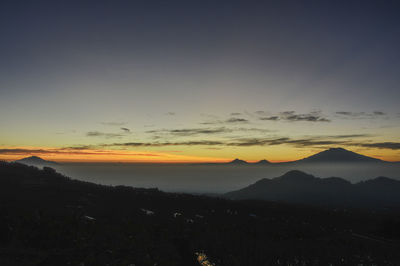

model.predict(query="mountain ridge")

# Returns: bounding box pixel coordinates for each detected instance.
[225,170,400,208]
[198,148,390,165]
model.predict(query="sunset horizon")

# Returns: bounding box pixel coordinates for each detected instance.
[1,145,399,163]
[1,1,400,264]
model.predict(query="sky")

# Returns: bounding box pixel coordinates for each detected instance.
[0,0,400,162]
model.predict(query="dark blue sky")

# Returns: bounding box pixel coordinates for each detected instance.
[1,0,399,161]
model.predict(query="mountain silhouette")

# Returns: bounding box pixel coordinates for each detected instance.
[225,170,400,208]
[294,147,382,163]
[227,158,249,165]
[197,148,389,166]
[14,156,58,166]
[254,159,271,165]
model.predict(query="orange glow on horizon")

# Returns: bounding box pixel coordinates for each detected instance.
[0,146,232,163]
[0,146,398,163]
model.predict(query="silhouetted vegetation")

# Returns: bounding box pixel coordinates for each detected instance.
[1,161,400,265]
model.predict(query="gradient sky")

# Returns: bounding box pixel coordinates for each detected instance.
[1,0,400,162]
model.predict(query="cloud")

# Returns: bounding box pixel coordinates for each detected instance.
[233,127,273,133]
[373,111,386,116]
[101,122,126,126]
[86,131,125,138]
[336,111,353,116]
[284,114,330,122]
[326,134,371,139]
[146,126,273,137]
[280,111,295,115]
[61,145,95,150]
[199,117,249,125]
[106,140,225,147]
[257,111,330,122]
[225,118,249,123]
[0,149,55,155]
[146,127,232,136]
[255,111,268,115]
[283,139,347,147]
[230,112,242,116]
[223,137,345,147]
[357,142,400,150]
[0,148,160,156]
[165,112,176,116]
[104,134,400,150]
[335,111,386,119]
[199,121,218,125]
[259,116,279,121]
[104,137,344,148]
[280,111,330,122]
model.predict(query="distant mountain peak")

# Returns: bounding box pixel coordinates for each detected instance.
[25,156,44,160]
[14,156,58,166]
[255,159,270,164]
[229,158,248,164]
[299,147,382,163]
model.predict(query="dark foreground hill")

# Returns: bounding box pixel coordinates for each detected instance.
[1,162,400,265]
[225,170,400,208]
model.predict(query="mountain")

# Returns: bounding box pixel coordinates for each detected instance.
[227,158,249,165]
[14,156,58,166]
[254,159,270,165]
[294,147,383,163]
[225,170,400,208]
[197,148,389,166]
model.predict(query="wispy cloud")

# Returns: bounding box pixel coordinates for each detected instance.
[325,134,372,139]
[101,122,126,126]
[102,137,342,148]
[102,135,400,150]
[255,111,268,115]
[61,145,95,150]
[146,126,272,137]
[259,116,279,121]
[257,111,330,122]
[146,127,232,136]
[86,127,132,138]
[86,131,125,138]
[105,141,225,147]
[201,118,250,125]
[225,118,249,123]
[335,111,386,119]
[283,114,330,122]
[373,111,386,116]
[0,148,160,156]
[233,127,273,133]
[358,142,400,150]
